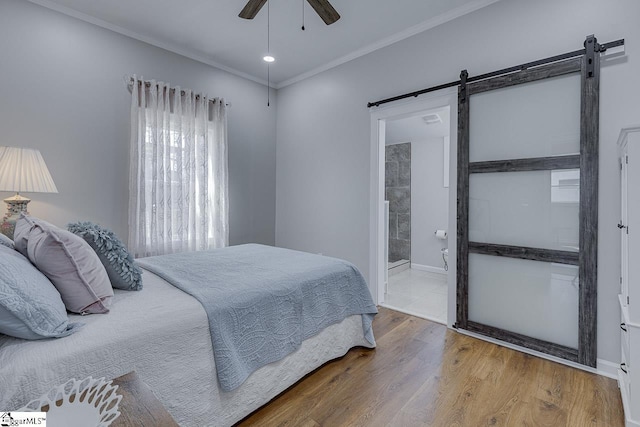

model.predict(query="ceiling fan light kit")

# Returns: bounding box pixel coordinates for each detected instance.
[240,0,340,106]
[239,0,340,25]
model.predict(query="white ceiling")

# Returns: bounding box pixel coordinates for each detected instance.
[386,107,450,145]
[29,0,499,88]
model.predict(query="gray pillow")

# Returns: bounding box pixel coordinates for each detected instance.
[14,214,113,315]
[0,233,13,249]
[0,244,82,339]
[67,221,142,291]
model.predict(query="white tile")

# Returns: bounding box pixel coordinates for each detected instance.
[384,291,414,308]
[407,280,447,296]
[409,293,444,312]
[383,267,448,323]
[429,281,448,296]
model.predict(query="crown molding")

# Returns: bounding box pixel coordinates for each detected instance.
[27,0,500,90]
[26,0,269,87]
[275,0,502,88]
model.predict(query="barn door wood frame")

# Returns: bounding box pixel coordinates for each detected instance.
[456,34,605,367]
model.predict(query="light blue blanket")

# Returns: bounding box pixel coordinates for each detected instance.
[137,244,377,392]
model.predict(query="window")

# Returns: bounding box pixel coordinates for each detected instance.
[129,77,228,257]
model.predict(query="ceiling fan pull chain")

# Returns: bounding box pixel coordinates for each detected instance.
[301,0,305,31]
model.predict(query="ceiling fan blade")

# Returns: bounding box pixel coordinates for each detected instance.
[306,0,340,25]
[239,0,268,19]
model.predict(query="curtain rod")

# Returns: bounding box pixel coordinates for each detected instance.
[126,77,231,107]
[367,37,624,108]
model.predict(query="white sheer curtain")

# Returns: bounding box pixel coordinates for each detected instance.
[128,75,228,257]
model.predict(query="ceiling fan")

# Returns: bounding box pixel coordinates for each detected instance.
[239,0,341,25]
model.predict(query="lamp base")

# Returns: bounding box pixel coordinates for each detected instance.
[1,194,31,240]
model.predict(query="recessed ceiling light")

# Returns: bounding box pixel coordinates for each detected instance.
[263,55,275,63]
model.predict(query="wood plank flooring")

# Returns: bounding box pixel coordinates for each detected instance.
[238,308,624,426]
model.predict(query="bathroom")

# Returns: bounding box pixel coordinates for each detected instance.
[383,107,450,324]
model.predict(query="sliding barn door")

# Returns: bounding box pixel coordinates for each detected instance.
[456,37,599,366]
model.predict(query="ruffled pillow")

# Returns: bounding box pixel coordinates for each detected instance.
[68,221,142,291]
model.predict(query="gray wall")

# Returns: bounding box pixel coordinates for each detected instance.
[385,142,411,262]
[0,0,276,246]
[276,0,640,364]
[411,138,449,269]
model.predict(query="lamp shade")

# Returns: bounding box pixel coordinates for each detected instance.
[0,147,58,193]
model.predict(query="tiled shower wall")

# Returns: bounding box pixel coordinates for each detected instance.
[386,143,411,262]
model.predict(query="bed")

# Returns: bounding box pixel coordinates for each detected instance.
[0,243,377,426]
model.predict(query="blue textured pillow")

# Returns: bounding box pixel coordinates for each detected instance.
[0,233,13,249]
[0,245,82,339]
[67,222,142,291]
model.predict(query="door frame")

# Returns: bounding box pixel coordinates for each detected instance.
[369,88,458,327]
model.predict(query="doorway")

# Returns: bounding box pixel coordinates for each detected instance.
[369,88,458,327]
[382,108,450,323]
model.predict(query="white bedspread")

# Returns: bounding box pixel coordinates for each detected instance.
[0,270,373,426]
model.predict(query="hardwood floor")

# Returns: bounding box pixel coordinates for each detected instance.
[238,308,624,427]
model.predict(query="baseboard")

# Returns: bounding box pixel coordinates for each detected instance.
[456,329,619,380]
[597,358,619,380]
[410,263,447,275]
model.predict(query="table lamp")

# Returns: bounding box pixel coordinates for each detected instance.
[0,147,58,239]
